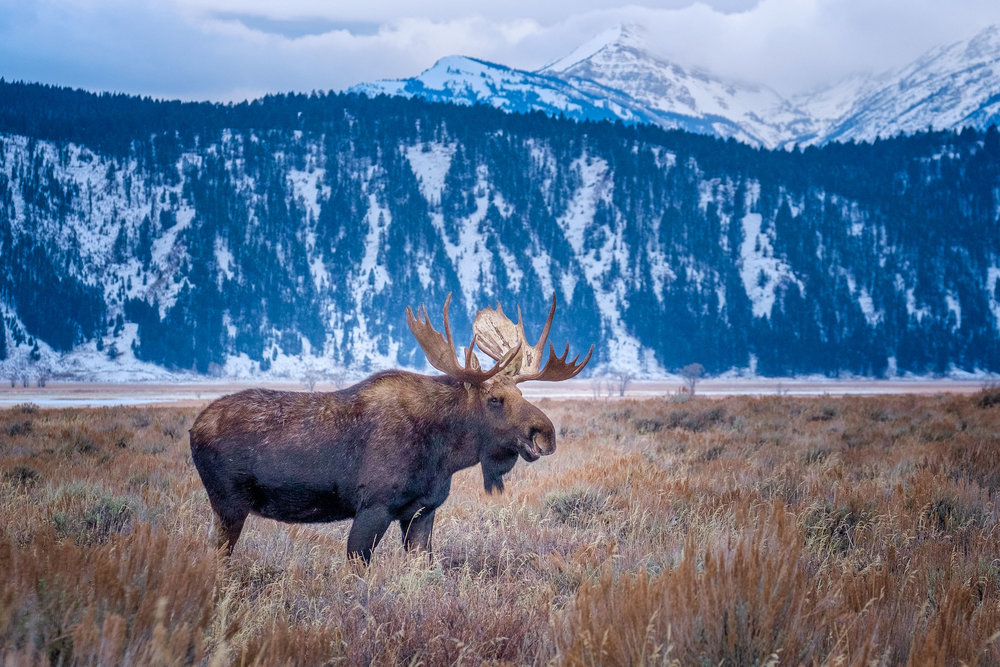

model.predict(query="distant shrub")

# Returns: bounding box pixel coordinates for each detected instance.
[604,408,633,422]
[632,417,664,434]
[67,431,99,455]
[920,419,957,443]
[3,464,40,487]
[8,420,32,436]
[804,447,831,465]
[130,410,152,429]
[544,487,608,526]
[801,501,873,556]
[976,386,1000,408]
[808,404,839,421]
[698,445,725,462]
[161,422,183,440]
[667,405,726,432]
[924,490,988,532]
[51,484,133,545]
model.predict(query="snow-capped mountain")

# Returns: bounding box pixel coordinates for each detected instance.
[349,53,660,127]
[352,24,807,147]
[813,25,1000,144]
[538,25,815,148]
[353,24,1000,149]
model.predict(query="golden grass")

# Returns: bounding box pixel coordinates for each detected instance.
[2,392,1000,665]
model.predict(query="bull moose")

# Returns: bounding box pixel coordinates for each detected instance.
[190,293,591,563]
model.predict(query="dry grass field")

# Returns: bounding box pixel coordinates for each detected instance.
[2,389,1000,665]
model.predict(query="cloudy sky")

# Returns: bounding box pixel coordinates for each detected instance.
[3,0,999,102]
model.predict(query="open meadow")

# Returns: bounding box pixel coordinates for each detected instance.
[2,390,1000,665]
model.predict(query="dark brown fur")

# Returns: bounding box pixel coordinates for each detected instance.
[189,370,555,562]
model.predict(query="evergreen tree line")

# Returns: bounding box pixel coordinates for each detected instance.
[0,79,997,375]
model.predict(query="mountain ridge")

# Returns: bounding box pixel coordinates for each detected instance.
[352,24,1000,148]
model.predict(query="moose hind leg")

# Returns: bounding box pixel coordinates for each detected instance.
[400,508,436,555]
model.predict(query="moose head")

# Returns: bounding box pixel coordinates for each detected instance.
[407,293,593,491]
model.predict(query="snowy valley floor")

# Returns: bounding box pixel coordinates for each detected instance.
[0,377,990,408]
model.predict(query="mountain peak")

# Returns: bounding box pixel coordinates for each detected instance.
[965,23,1000,60]
[613,23,648,51]
[540,24,646,73]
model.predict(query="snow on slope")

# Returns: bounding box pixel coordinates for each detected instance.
[823,25,1000,143]
[406,141,455,206]
[353,23,1000,149]
[541,26,624,72]
[352,55,626,123]
[555,153,659,373]
[541,25,815,148]
[739,212,804,318]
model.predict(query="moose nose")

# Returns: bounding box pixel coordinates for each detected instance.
[529,424,556,456]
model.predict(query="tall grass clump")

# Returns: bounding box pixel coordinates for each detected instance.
[557,504,837,665]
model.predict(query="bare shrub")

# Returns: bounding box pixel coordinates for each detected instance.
[3,464,40,488]
[680,362,704,395]
[50,484,134,545]
[544,487,608,526]
[667,404,726,432]
[615,370,633,397]
[7,420,32,437]
[632,417,664,434]
[976,385,1000,408]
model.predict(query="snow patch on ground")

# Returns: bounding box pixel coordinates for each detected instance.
[646,244,674,302]
[901,274,932,322]
[530,252,555,298]
[214,238,234,280]
[558,155,609,256]
[857,288,879,326]
[151,204,195,316]
[846,274,881,326]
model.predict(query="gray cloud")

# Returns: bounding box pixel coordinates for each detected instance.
[213,14,383,39]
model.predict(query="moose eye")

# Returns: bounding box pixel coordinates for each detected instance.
[489,396,504,407]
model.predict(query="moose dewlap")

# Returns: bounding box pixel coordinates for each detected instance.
[190,293,592,563]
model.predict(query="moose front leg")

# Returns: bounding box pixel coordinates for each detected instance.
[347,506,392,564]
[400,507,436,555]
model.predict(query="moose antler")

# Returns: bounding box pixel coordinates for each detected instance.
[474,293,593,383]
[407,293,522,385]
